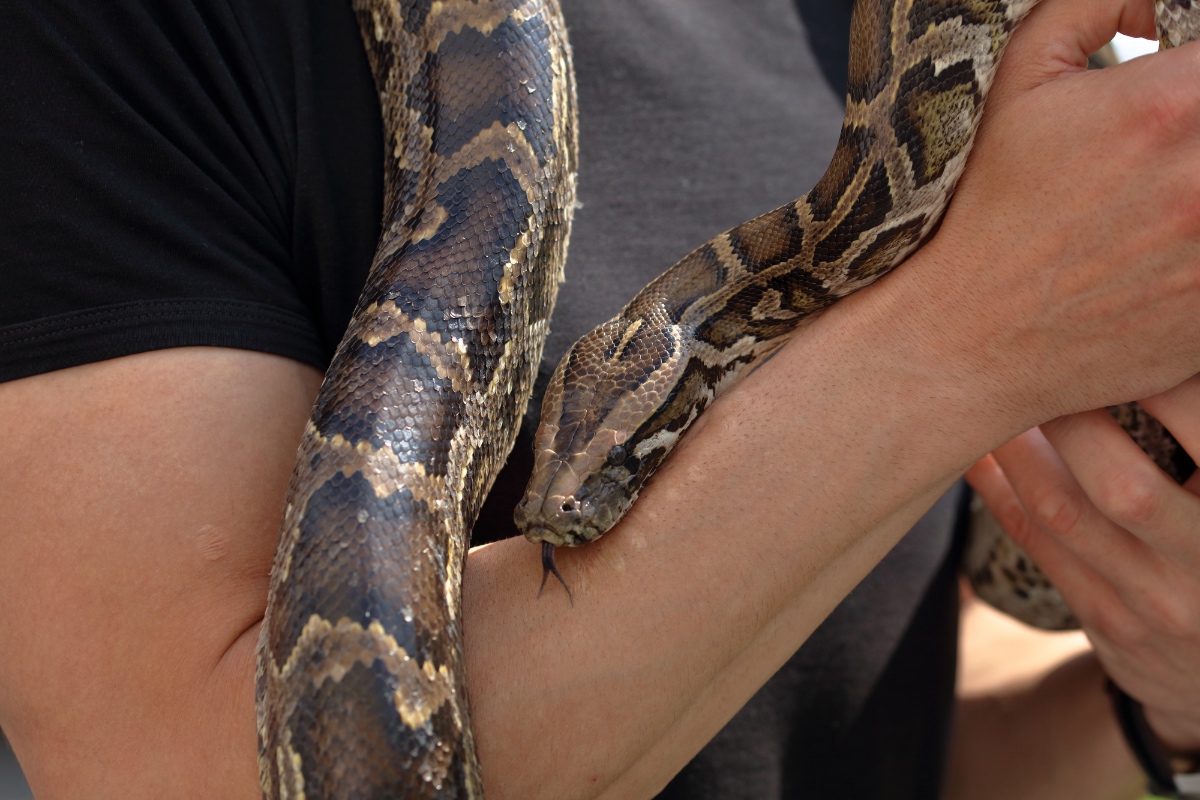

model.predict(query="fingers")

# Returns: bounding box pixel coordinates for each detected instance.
[994,0,1157,102]
[969,432,1191,647]
[975,409,1200,650]
[980,422,1200,632]
[965,454,1025,531]
[964,451,1119,624]
[1042,409,1200,565]
[990,425,1152,578]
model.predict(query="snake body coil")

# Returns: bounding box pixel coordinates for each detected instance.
[257,1,576,795]
[517,0,1053,547]
[516,0,1199,626]
[258,0,1199,796]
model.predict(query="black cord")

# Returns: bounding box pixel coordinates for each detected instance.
[1107,678,1189,798]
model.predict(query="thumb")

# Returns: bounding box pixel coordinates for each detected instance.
[990,0,1157,104]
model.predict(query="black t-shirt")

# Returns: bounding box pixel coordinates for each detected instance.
[0,1,961,796]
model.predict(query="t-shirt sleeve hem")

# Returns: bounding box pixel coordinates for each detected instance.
[0,298,328,382]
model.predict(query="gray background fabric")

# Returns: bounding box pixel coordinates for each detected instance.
[0,733,29,800]
[532,0,853,399]
[476,0,859,540]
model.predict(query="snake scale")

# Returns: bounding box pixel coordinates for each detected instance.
[257,0,1200,796]
[256,0,577,795]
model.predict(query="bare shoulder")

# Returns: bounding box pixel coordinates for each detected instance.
[0,347,320,798]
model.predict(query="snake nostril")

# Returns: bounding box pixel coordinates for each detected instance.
[560,499,576,515]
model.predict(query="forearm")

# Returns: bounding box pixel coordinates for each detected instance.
[947,651,1144,800]
[463,254,1031,799]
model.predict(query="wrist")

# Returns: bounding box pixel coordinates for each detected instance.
[807,243,1039,454]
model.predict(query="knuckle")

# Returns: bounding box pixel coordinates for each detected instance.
[990,494,1032,540]
[1027,482,1084,538]
[1142,599,1195,641]
[1163,174,1200,239]
[1089,600,1146,647]
[1182,258,1200,297]
[1130,52,1200,145]
[1137,83,1191,143]
[1140,584,1200,641]
[1096,465,1164,529]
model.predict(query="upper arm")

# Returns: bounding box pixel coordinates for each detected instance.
[0,347,320,798]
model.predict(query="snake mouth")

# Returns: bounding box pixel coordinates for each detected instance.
[520,521,601,548]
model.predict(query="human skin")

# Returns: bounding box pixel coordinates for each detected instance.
[954,376,1200,800]
[2,0,1200,798]
[948,637,1147,800]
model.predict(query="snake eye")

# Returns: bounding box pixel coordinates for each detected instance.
[606,445,628,466]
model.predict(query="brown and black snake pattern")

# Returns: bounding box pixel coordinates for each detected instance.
[256,0,576,796]
[257,0,1198,796]
[516,0,1200,629]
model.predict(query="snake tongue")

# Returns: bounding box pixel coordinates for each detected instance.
[538,542,574,605]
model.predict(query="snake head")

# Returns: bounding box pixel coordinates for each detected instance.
[515,310,696,547]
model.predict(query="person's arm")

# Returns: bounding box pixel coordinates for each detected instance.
[466,0,1200,793]
[2,0,1198,798]
[0,348,318,798]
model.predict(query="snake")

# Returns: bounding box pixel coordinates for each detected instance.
[515,0,1199,632]
[256,0,1198,797]
[256,0,576,795]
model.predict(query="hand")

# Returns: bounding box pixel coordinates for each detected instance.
[967,375,1200,753]
[897,0,1200,430]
